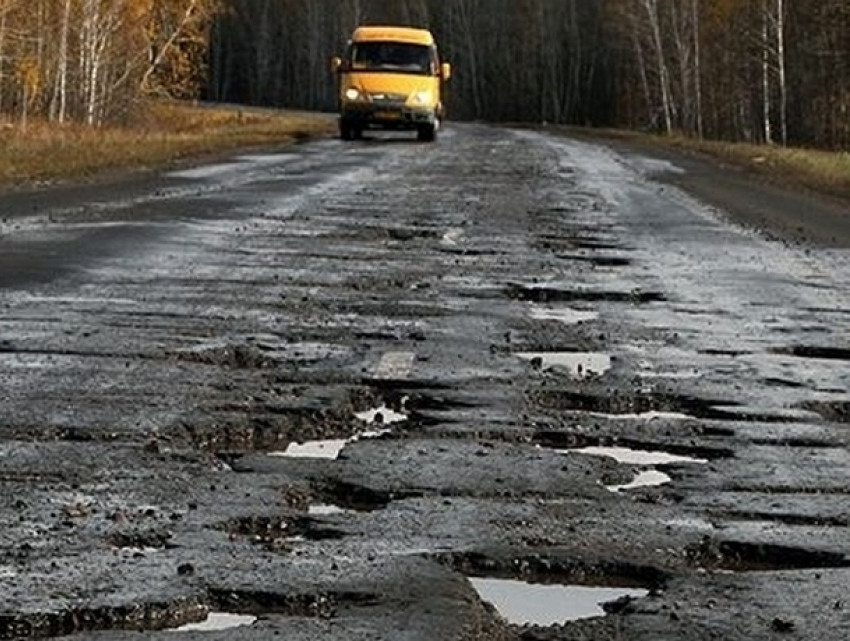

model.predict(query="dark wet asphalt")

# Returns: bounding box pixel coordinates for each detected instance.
[2,125,850,640]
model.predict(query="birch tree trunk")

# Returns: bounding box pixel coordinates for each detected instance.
[642,0,673,134]
[775,0,787,145]
[761,0,773,144]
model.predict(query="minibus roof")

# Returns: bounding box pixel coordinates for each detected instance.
[351,26,435,46]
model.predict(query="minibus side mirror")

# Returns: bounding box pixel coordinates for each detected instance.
[440,62,451,81]
[331,56,342,73]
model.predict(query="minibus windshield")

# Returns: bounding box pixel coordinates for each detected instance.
[349,42,433,74]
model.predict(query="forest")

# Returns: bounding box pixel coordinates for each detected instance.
[1,0,848,150]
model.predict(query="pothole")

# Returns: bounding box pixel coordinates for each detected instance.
[171,406,357,452]
[506,283,665,305]
[469,578,648,625]
[528,304,599,325]
[272,439,349,459]
[354,402,409,426]
[796,399,850,424]
[171,341,276,369]
[773,345,850,361]
[569,446,709,467]
[607,470,673,492]
[174,612,256,632]
[529,390,803,424]
[307,503,349,516]
[269,406,402,460]
[684,538,850,572]
[107,529,174,552]
[225,515,347,549]
[316,480,392,512]
[517,352,612,378]
[0,599,207,639]
[565,253,632,267]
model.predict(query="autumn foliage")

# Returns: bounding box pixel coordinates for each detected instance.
[1,0,849,151]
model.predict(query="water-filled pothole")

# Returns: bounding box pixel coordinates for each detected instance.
[273,439,348,459]
[469,578,648,625]
[354,403,408,426]
[174,612,256,632]
[607,470,672,492]
[565,445,708,492]
[518,352,612,378]
[308,503,348,515]
[269,403,405,459]
[570,446,709,466]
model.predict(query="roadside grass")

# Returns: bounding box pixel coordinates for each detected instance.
[562,126,850,202]
[3,104,848,203]
[653,134,850,200]
[0,100,337,189]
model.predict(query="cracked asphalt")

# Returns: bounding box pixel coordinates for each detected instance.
[1,124,850,639]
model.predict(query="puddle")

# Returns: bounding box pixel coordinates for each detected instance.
[570,446,708,466]
[607,470,672,492]
[528,304,599,325]
[518,352,611,378]
[355,404,408,425]
[469,578,647,625]
[174,612,257,632]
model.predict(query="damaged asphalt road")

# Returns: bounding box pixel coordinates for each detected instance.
[2,124,850,639]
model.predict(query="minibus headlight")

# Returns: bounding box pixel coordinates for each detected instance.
[345,88,363,101]
[410,90,432,105]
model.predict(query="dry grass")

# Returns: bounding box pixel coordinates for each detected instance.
[0,100,337,189]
